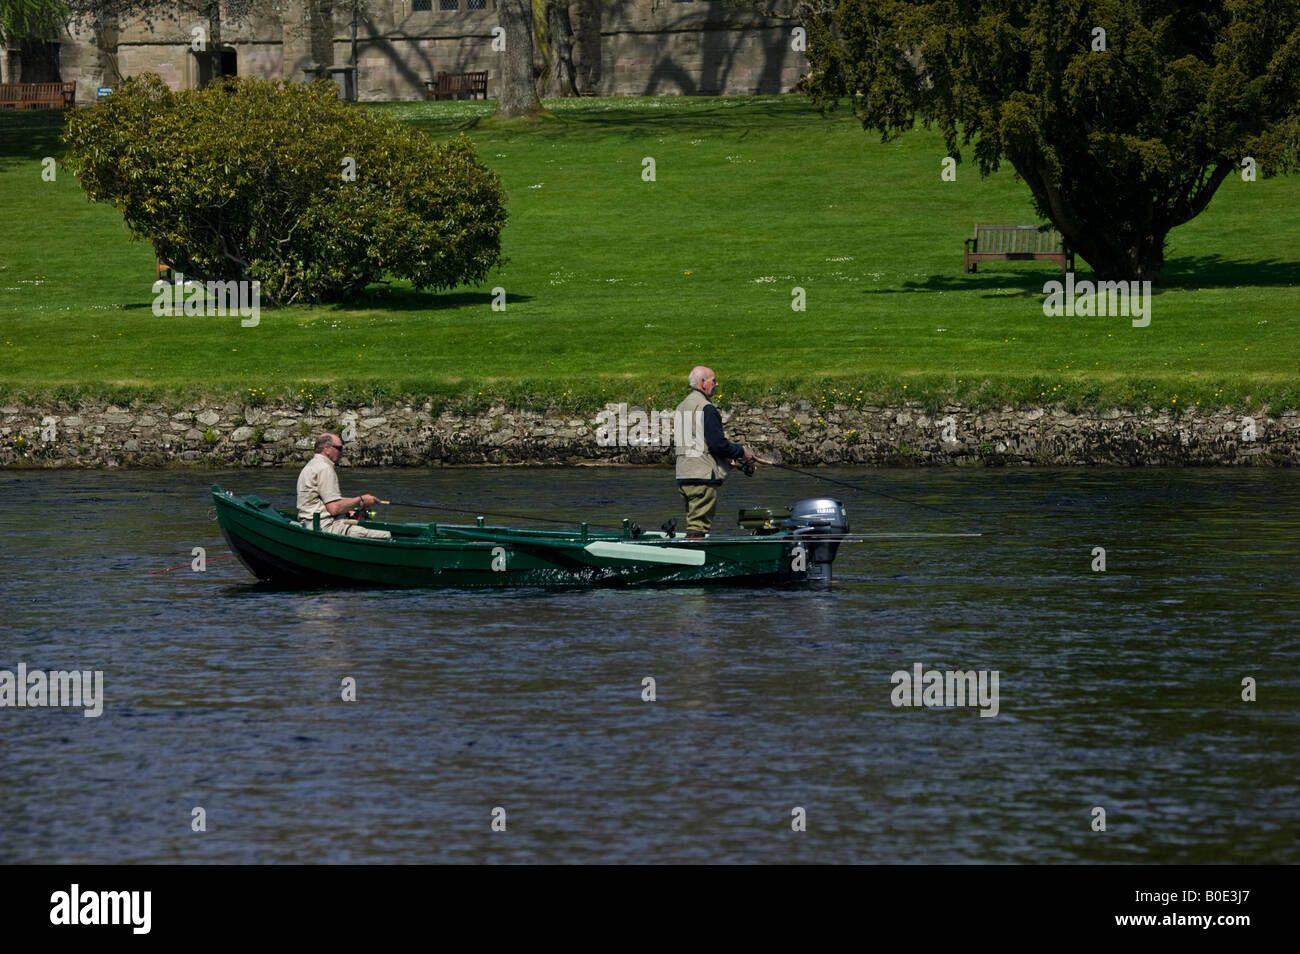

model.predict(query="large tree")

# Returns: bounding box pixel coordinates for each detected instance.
[801,0,1300,281]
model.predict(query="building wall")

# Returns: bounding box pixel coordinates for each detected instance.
[14,0,806,102]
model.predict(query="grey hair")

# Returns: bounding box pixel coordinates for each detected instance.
[314,434,335,453]
[688,366,709,388]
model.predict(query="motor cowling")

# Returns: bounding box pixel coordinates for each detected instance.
[782,498,849,584]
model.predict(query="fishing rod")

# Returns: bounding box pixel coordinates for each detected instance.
[381,499,626,529]
[749,457,995,526]
[627,532,982,543]
[386,461,985,532]
[386,498,977,541]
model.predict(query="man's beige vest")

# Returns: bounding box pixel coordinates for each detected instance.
[674,388,729,483]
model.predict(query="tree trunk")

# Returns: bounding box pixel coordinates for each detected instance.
[494,0,542,118]
[202,0,223,87]
[1070,233,1166,283]
[545,1,578,97]
[317,0,337,72]
[1044,218,1167,283]
[94,16,123,85]
[1015,158,1169,282]
[570,0,600,94]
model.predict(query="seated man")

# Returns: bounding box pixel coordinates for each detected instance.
[296,433,391,539]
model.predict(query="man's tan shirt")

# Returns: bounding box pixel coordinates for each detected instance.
[297,453,342,523]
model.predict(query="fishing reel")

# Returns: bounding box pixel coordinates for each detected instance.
[732,457,756,477]
[347,499,378,520]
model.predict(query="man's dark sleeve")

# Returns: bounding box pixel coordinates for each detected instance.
[703,404,745,459]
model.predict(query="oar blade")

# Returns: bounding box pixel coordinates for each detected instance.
[583,541,706,566]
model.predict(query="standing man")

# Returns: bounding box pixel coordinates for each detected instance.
[297,433,392,540]
[674,366,754,538]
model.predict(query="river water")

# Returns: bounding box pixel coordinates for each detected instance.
[1,466,1297,864]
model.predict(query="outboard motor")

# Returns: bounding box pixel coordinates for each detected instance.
[782,498,849,584]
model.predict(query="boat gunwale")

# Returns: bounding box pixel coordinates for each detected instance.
[211,485,804,549]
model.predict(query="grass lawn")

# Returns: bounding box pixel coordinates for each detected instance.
[1,94,1296,413]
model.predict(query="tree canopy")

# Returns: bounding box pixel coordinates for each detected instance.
[0,0,67,46]
[802,0,1300,281]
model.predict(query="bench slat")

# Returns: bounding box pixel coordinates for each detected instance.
[0,81,74,109]
[966,224,1072,273]
[423,70,488,101]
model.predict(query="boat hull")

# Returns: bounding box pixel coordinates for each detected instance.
[212,486,820,589]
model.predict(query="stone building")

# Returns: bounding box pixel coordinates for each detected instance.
[2,1,807,102]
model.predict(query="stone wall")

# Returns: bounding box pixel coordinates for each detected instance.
[1,400,1294,468]
[31,1,807,102]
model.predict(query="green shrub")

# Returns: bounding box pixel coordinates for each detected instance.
[63,74,507,305]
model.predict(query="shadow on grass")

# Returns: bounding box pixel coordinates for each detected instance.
[119,286,531,312]
[406,96,827,142]
[879,254,1300,297]
[342,286,533,312]
[874,271,1073,298]
[1160,254,1300,289]
[2,96,826,165]
[0,112,66,169]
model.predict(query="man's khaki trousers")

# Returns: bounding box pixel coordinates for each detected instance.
[678,483,718,536]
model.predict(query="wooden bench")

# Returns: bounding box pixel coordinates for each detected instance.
[0,82,76,109]
[423,70,488,101]
[964,224,1073,272]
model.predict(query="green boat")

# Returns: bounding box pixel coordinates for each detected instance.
[212,484,850,589]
